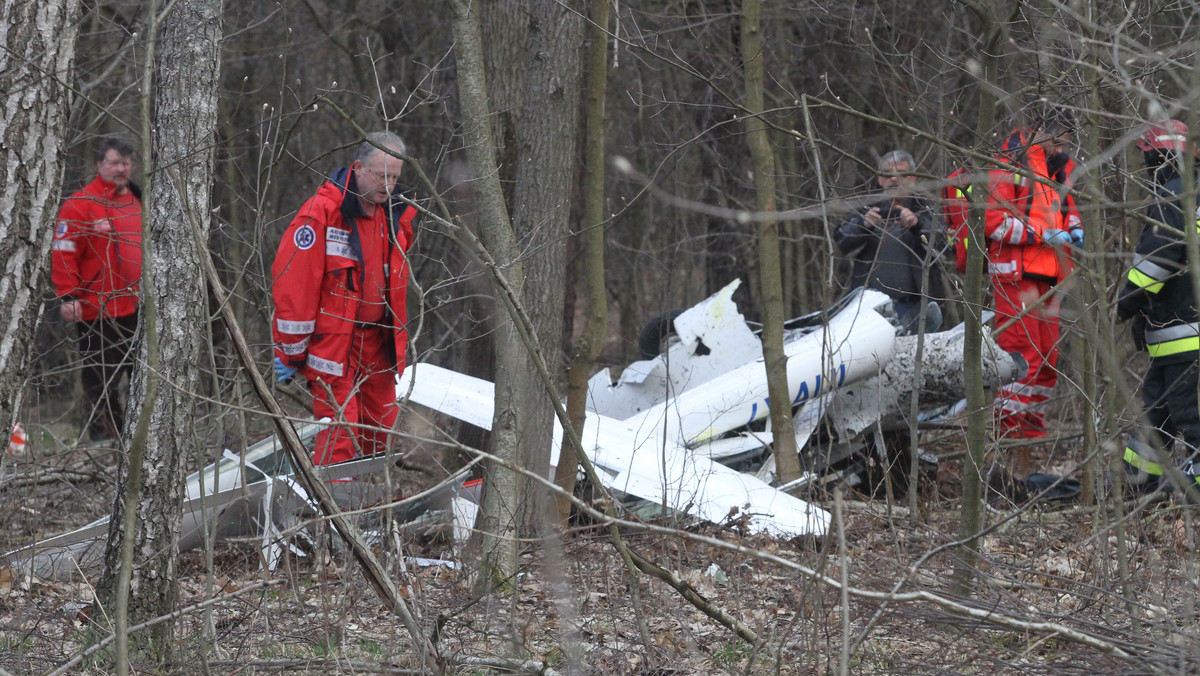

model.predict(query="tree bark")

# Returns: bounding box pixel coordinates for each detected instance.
[952,0,1000,596]
[741,0,800,483]
[448,0,525,592]
[557,0,611,525]
[96,0,223,659]
[511,0,584,536]
[481,0,529,207]
[0,0,82,475]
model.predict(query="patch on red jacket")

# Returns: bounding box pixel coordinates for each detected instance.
[294,224,316,250]
[55,221,68,238]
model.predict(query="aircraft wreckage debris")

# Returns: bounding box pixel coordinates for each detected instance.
[5,280,1025,579]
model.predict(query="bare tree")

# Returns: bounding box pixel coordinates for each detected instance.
[0,0,82,473]
[741,0,801,484]
[95,0,223,663]
[481,0,529,206]
[10,2,1200,673]
[558,0,612,525]
[951,0,1002,595]
[448,0,526,591]
[509,0,584,536]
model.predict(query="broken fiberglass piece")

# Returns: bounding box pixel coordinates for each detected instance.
[1,421,391,579]
[398,362,832,538]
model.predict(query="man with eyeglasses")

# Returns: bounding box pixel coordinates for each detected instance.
[984,109,1082,481]
[271,132,419,465]
[51,136,143,444]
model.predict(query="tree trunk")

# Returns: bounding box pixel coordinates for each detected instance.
[511,0,584,537]
[0,0,82,474]
[481,0,529,207]
[741,0,800,483]
[557,0,610,526]
[449,0,525,592]
[953,0,1000,596]
[96,0,223,660]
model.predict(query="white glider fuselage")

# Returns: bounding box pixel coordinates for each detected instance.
[398,282,909,538]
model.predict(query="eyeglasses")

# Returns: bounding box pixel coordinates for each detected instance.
[359,166,401,182]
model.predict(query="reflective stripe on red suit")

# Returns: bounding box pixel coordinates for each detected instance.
[984,130,1079,438]
[51,176,143,321]
[271,168,416,464]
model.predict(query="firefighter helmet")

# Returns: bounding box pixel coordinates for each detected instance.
[1136,120,1191,153]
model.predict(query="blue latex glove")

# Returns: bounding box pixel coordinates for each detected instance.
[1043,228,1072,246]
[274,357,299,383]
[1069,228,1084,247]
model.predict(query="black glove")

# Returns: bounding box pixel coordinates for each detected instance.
[1131,314,1147,352]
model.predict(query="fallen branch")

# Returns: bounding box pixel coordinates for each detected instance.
[624,545,764,649]
[46,579,284,676]
[201,659,427,674]
[462,442,1142,661]
[181,172,443,673]
[452,655,562,675]
[1,469,105,490]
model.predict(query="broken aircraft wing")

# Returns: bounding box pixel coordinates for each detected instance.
[397,363,832,537]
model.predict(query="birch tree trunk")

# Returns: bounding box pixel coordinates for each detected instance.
[96,0,223,659]
[0,0,82,473]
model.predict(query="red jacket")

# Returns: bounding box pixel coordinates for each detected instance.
[51,176,143,321]
[271,169,417,379]
[943,166,971,273]
[983,130,1080,283]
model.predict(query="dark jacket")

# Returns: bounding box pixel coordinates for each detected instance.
[834,195,947,307]
[1117,168,1200,361]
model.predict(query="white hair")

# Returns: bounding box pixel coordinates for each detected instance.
[355,131,407,164]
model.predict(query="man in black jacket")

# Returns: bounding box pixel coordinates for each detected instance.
[834,150,946,331]
[1117,119,1200,498]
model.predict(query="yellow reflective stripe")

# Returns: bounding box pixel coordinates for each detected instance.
[1124,447,1163,476]
[1146,336,1200,357]
[1127,268,1164,293]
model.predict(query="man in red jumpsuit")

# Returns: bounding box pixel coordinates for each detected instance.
[984,111,1082,471]
[271,132,418,465]
[51,137,143,443]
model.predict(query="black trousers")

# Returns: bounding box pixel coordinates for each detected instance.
[1142,356,1200,453]
[76,314,139,441]
[1124,355,1200,489]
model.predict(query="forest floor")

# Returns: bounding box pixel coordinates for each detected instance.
[2,422,1199,675]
